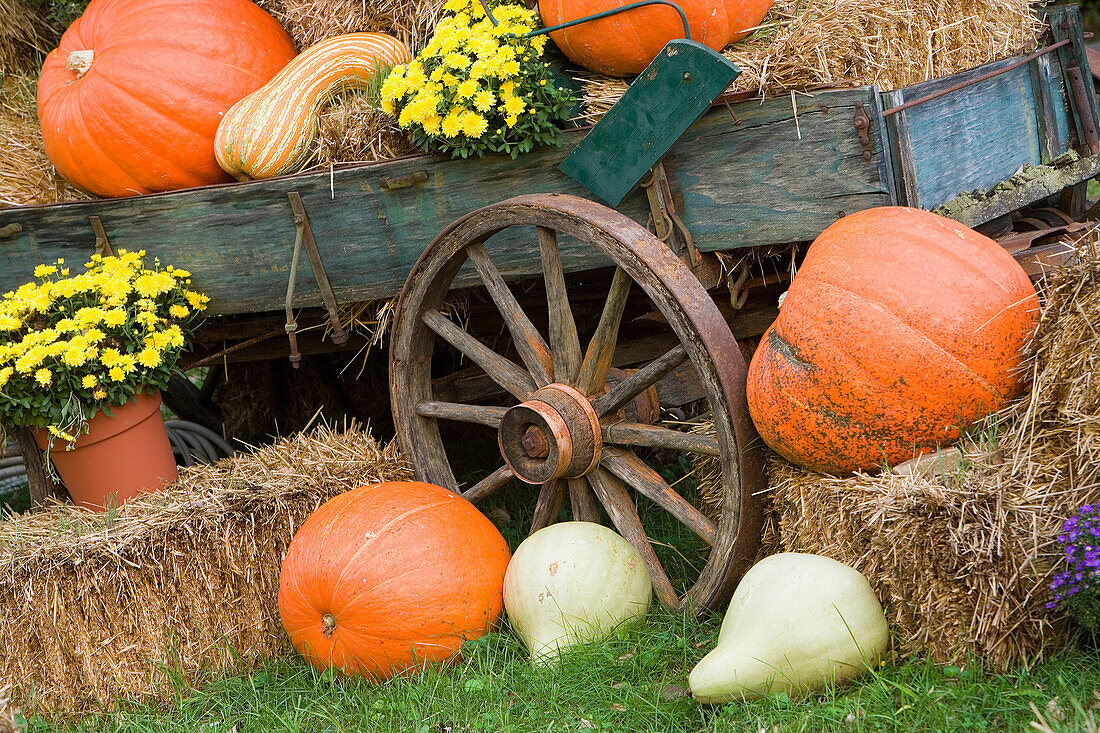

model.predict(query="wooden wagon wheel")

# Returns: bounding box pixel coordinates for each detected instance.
[389,193,765,613]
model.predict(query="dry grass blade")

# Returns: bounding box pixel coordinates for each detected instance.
[0,72,92,207]
[0,424,409,717]
[256,0,444,53]
[304,90,418,170]
[0,0,54,75]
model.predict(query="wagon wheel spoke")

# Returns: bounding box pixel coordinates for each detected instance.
[590,344,688,417]
[415,401,506,428]
[568,476,602,523]
[602,421,721,456]
[531,479,566,531]
[422,308,536,400]
[461,464,514,502]
[575,267,632,395]
[586,466,679,609]
[538,226,583,384]
[466,242,554,386]
[601,447,716,546]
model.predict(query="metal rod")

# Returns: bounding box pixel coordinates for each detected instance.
[882,39,1071,117]
[478,0,691,41]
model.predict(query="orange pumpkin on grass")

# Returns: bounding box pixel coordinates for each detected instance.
[540,0,775,76]
[278,481,511,678]
[746,206,1039,474]
[37,0,296,197]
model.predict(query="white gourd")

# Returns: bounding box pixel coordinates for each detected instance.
[503,522,651,663]
[689,552,888,703]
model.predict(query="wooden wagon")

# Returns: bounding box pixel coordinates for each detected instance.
[2,5,1097,613]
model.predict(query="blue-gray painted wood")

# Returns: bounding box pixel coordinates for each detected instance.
[882,57,1055,210]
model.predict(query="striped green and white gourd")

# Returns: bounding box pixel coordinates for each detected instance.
[214,32,411,181]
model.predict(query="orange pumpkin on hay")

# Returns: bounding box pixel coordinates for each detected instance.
[747,206,1039,474]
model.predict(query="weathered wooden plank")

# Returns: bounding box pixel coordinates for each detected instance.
[0,87,888,317]
[937,152,1100,228]
[672,88,891,249]
[882,56,1051,210]
[1029,56,1060,163]
[1041,51,1073,154]
[1049,5,1100,155]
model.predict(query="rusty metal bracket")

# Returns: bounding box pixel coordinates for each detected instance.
[284,217,305,368]
[89,216,114,257]
[1067,64,1100,155]
[728,260,750,310]
[284,192,349,368]
[853,101,873,163]
[640,162,721,289]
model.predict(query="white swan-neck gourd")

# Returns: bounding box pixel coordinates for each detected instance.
[689,552,888,703]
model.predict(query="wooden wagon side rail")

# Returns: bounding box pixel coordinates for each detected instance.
[0,88,891,318]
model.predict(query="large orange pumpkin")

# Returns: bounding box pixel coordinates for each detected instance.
[746,207,1039,474]
[37,0,296,197]
[540,0,774,77]
[278,481,511,678]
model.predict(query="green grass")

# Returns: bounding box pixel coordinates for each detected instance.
[28,612,1100,733]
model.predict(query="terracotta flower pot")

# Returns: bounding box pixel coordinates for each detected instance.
[35,391,179,510]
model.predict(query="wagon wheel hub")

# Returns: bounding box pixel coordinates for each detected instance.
[499,384,602,484]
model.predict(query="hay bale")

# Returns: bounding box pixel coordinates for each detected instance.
[0,71,91,207]
[0,425,409,717]
[256,0,443,53]
[581,0,1041,120]
[308,90,418,169]
[0,0,53,75]
[0,686,17,733]
[695,227,1100,668]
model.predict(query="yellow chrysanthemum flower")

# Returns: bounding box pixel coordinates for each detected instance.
[473,90,495,112]
[184,291,209,310]
[165,325,185,348]
[82,374,97,389]
[94,387,107,400]
[34,368,52,386]
[169,304,189,318]
[136,348,161,368]
[455,79,479,99]
[0,367,12,388]
[502,94,525,116]
[460,110,488,138]
[108,366,125,382]
[62,347,88,367]
[441,110,464,137]
[103,309,128,327]
[33,265,57,278]
[422,114,443,135]
[99,348,122,368]
[47,425,76,442]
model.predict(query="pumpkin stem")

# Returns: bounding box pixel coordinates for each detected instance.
[321,613,337,638]
[66,50,95,78]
